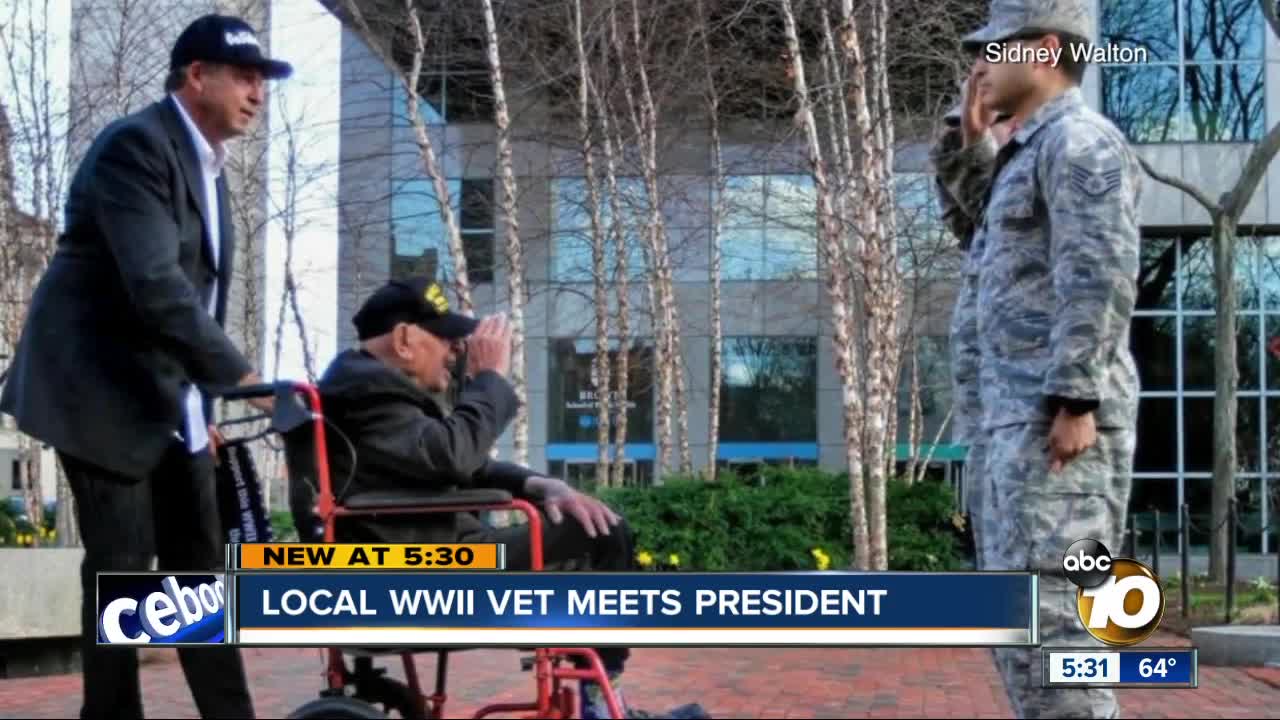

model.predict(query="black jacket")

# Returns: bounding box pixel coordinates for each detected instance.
[0,97,250,478]
[316,349,536,541]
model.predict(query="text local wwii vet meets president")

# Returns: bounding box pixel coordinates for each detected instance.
[0,15,291,720]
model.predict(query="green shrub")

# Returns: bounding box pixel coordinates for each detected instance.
[0,512,15,546]
[597,466,965,572]
[271,511,299,541]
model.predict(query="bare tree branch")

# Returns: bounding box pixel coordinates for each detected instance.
[1137,154,1217,214]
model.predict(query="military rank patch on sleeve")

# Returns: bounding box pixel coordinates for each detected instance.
[1069,162,1123,198]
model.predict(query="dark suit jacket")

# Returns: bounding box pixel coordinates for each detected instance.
[307,349,536,543]
[0,96,252,479]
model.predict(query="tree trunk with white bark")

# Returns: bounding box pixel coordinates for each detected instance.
[572,0,613,487]
[779,0,869,569]
[481,0,529,466]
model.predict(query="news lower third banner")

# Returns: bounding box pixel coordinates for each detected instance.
[95,545,1037,647]
[229,571,1038,647]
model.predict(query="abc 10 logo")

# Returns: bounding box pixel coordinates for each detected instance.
[1063,539,1165,646]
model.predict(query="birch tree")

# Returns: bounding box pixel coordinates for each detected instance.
[570,0,614,485]
[590,44,636,488]
[1,0,78,546]
[777,0,901,569]
[696,0,725,482]
[609,0,694,478]
[480,0,531,466]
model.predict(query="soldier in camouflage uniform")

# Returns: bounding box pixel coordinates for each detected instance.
[962,1,1142,717]
[931,78,1012,571]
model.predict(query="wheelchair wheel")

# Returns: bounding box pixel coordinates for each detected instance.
[287,696,388,719]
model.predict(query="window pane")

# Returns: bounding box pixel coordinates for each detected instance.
[392,77,445,126]
[720,228,764,280]
[391,178,460,281]
[1101,0,1178,61]
[444,72,494,123]
[1236,236,1261,310]
[554,179,590,231]
[1239,397,1262,472]
[897,336,954,445]
[1177,236,1257,310]
[1136,398,1178,473]
[1132,316,1177,391]
[550,231,592,282]
[463,232,494,284]
[1129,477,1180,551]
[1181,316,1214,389]
[767,174,816,231]
[721,175,766,228]
[1234,477,1267,552]
[1183,0,1264,62]
[1180,236,1214,309]
[1265,315,1280,391]
[547,338,654,443]
[1182,396,1260,472]
[1181,476,1265,549]
[614,177,650,229]
[765,227,818,280]
[1137,238,1177,310]
[1185,62,1265,142]
[460,180,493,231]
[1183,477,1214,546]
[1240,313,1262,390]
[1181,315,1260,390]
[720,337,818,442]
[553,459,654,492]
[1265,398,1280,470]
[1261,238,1280,309]
[1101,65,1181,143]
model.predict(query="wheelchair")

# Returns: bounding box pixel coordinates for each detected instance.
[218,381,626,719]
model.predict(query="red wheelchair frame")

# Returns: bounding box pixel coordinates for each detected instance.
[225,381,624,720]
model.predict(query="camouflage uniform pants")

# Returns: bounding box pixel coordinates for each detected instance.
[982,422,1134,719]
[965,440,990,570]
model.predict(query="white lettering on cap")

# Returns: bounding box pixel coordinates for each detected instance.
[225,30,260,47]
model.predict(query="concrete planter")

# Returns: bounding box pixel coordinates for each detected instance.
[1191,625,1280,667]
[0,547,83,640]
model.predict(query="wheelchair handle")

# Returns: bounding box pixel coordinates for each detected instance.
[217,382,283,401]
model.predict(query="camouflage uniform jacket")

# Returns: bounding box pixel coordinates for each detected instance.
[972,87,1142,432]
[932,120,997,446]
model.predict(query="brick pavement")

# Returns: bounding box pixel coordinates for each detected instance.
[1,632,1276,718]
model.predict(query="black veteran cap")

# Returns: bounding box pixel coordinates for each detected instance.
[171,14,293,80]
[353,277,480,341]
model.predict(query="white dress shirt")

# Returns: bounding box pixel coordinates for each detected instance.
[169,94,227,455]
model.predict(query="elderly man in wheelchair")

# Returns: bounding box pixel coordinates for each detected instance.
[284,276,707,720]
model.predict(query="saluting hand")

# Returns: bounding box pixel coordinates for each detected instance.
[466,314,512,379]
[961,66,1001,147]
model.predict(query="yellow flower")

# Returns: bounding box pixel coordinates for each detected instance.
[636,551,654,568]
[811,548,831,571]
[667,553,680,567]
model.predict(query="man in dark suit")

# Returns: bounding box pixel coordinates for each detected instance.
[0,15,291,719]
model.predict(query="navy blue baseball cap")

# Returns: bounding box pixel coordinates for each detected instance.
[353,277,480,341]
[170,15,293,80]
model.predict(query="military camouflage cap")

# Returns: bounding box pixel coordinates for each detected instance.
[962,0,1094,50]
